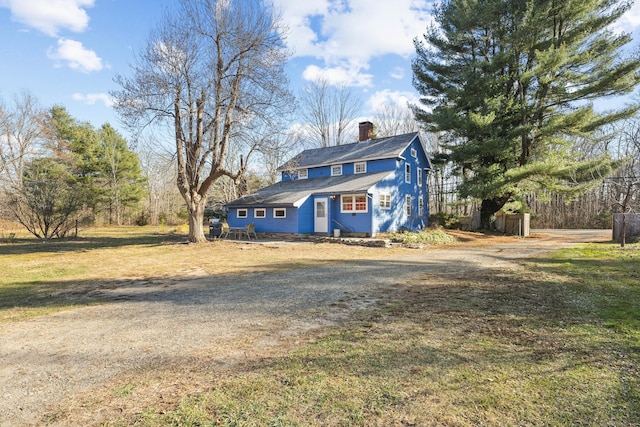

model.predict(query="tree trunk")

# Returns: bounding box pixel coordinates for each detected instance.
[621,212,626,248]
[187,199,207,243]
[480,198,508,230]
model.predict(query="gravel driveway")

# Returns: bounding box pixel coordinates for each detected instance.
[0,229,610,426]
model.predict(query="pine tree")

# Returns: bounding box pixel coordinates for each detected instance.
[413,0,640,228]
[97,124,146,225]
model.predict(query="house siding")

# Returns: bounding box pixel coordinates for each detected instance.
[399,140,430,230]
[226,206,299,233]
[297,198,315,233]
[282,157,398,182]
[226,131,431,237]
[369,140,430,234]
[366,158,396,173]
[331,196,373,235]
[372,174,405,234]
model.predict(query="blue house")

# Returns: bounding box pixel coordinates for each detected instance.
[224,122,432,237]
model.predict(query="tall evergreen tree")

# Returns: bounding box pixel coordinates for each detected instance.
[42,107,146,223]
[413,0,640,228]
[97,124,146,225]
[42,106,104,211]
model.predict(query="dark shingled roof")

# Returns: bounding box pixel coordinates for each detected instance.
[277,132,420,171]
[225,171,393,207]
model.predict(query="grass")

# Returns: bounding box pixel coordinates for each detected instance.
[3,226,638,425]
[133,243,640,427]
[0,225,185,321]
[0,225,400,322]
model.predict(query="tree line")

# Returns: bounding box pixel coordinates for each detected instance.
[0,94,146,238]
[5,0,640,241]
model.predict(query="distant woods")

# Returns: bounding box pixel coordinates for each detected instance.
[0,94,146,238]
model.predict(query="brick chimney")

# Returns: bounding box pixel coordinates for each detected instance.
[358,121,374,142]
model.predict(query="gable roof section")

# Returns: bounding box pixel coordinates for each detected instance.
[225,171,393,208]
[278,132,422,171]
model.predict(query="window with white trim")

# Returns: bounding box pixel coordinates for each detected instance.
[411,148,417,157]
[237,209,247,218]
[417,168,423,187]
[298,168,308,179]
[419,197,424,216]
[273,208,286,218]
[405,163,411,183]
[341,194,368,213]
[379,193,391,210]
[354,162,366,174]
[331,164,342,176]
[405,195,412,217]
[254,208,266,218]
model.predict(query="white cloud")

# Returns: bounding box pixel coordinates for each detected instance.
[613,1,640,34]
[368,89,419,112]
[275,0,432,84]
[72,92,114,108]
[47,38,104,73]
[302,63,374,87]
[0,0,94,36]
[390,67,405,80]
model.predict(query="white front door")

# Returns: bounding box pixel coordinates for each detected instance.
[314,197,329,233]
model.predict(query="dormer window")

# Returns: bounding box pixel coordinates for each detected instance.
[331,164,343,176]
[354,162,366,174]
[298,168,308,179]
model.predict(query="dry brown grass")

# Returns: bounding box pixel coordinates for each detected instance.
[6,226,634,426]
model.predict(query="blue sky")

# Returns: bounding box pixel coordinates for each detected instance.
[2,0,640,139]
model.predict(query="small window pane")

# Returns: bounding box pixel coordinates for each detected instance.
[341,196,353,211]
[355,195,367,211]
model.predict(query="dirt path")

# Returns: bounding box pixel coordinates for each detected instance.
[0,230,610,426]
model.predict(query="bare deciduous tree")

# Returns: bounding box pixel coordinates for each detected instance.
[113,0,293,242]
[0,91,44,189]
[256,129,302,185]
[373,103,419,137]
[136,135,184,226]
[8,158,87,239]
[299,78,362,147]
[607,119,640,246]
